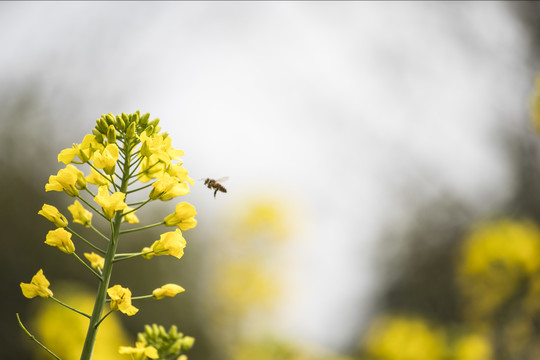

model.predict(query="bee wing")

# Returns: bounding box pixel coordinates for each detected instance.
[216,176,229,183]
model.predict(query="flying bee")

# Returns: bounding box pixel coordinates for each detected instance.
[202,177,228,198]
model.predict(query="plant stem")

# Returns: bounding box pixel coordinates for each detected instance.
[79,139,132,360]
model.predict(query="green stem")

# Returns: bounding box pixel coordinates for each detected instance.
[120,221,164,234]
[50,296,91,318]
[16,314,62,360]
[73,252,102,281]
[80,137,133,360]
[77,195,108,221]
[113,250,154,263]
[89,224,110,243]
[125,182,153,194]
[130,294,154,301]
[94,309,113,329]
[66,226,105,254]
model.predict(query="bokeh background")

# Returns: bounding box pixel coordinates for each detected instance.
[3,2,540,359]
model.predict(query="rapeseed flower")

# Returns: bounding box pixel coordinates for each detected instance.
[20,269,53,299]
[38,204,68,228]
[108,285,139,316]
[44,228,75,254]
[84,252,105,271]
[45,165,86,196]
[149,173,189,201]
[152,284,185,299]
[94,186,127,219]
[68,200,93,227]
[163,202,197,230]
[119,342,159,360]
[143,229,186,259]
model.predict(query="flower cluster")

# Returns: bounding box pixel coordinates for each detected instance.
[18,111,197,360]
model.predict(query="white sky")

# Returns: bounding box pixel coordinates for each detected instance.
[0,1,533,351]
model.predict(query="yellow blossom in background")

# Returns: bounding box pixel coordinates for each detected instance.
[58,134,102,164]
[84,252,105,271]
[93,143,119,175]
[30,284,129,360]
[38,204,68,228]
[152,284,185,299]
[86,166,113,187]
[453,332,493,360]
[94,186,127,219]
[123,207,139,224]
[119,342,159,360]
[458,219,540,320]
[44,228,75,254]
[163,202,197,230]
[363,315,446,360]
[68,200,93,227]
[108,285,139,316]
[149,173,190,201]
[20,269,53,299]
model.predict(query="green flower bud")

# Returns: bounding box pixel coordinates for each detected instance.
[106,124,116,143]
[126,122,136,138]
[122,112,130,125]
[116,115,125,131]
[105,113,116,125]
[140,112,150,126]
[98,118,109,133]
[181,337,195,351]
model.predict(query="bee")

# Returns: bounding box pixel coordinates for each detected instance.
[202,177,228,198]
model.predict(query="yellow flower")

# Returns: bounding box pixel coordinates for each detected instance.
[139,132,184,160]
[123,207,139,224]
[454,332,492,360]
[144,229,186,259]
[167,163,194,184]
[38,204,68,228]
[94,186,127,219]
[119,342,159,360]
[86,167,114,187]
[152,284,185,299]
[93,143,119,175]
[84,252,105,270]
[68,200,92,227]
[138,154,167,183]
[107,285,139,316]
[45,165,86,196]
[44,228,75,254]
[58,134,102,164]
[363,315,446,360]
[20,269,53,298]
[164,202,197,230]
[149,173,189,201]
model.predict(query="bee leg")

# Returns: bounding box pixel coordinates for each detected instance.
[214,189,218,198]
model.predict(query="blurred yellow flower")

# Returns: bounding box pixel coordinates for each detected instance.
[453,332,492,360]
[458,219,540,320]
[30,283,129,360]
[363,315,446,360]
[119,342,158,360]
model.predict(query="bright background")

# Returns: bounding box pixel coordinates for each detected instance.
[2,2,540,359]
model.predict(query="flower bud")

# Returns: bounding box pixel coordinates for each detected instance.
[140,112,150,126]
[116,115,125,131]
[182,336,195,351]
[38,204,68,228]
[107,124,116,143]
[126,122,136,138]
[105,113,116,125]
